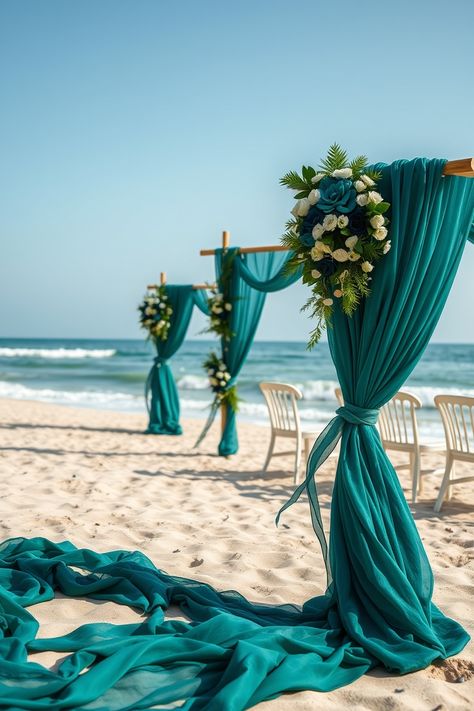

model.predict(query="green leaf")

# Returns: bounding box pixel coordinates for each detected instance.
[294,190,310,199]
[319,143,348,173]
[280,170,308,191]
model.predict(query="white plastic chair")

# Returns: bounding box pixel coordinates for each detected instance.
[259,382,320,484]
[434,395,474,512]
[334,387,444,502]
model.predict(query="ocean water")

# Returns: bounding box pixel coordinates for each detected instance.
[0,339,473,441]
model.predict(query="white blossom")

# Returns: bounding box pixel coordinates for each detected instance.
[224,303,232,311]
[374,226,388,240]
[332,168,352,179]
[216,371,224,379]
[311,245,324,261]
[159,302,165,308]
[223,372,231,381]
[370,214,385,229]
[333,289,343,298]
[354,180,366,193]
[210,377,218,386]
[308,189,320,205]
[345,235,358,249]
[296,197,311,217]
[311,269,321,279]
[311,173,325,184]
[356,193,368,206]
[312,223,325,239]
[337,215,349,228]
[322,214,338,231]
[332,248,350,262]
[348,251,361,262]
[361,174,375,187]
[322,298,334,306]
[368,191,383,204]
[361,261,374,273]
[383,240,392,254]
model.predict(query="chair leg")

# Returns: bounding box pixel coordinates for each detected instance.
[411,450,421,503]
[434,456,453,513]
[262,435,275,473]
[294,437,302,485]
[446,461,455,501]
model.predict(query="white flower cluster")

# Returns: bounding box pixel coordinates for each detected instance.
[210,292,232,327]
[139,288,173,340]
[208,359,231,393]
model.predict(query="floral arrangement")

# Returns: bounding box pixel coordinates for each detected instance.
[203,351,238,410]
[203,287,233,342]
[138,285,173,342]
[281,144,391,346]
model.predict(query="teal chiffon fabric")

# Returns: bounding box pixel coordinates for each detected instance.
[215,250,301,456]
[146,286,208,435]
[1,159,473,710]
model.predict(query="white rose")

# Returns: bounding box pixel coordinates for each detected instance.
[361,261,374,273]
[345,235,358,249]
[322,214,338,231]
[374,227,388,240]
[210,377,218,386]
[356,193,368,206]
[311,245,324,261]
[290,204,299,218]
[332,248,350,262]
[311,269,321,279]
[216,371,224,379]
[312,223,325,239]
[322,298,334,306]
[224,372,231,380]
[215,293,223,301]
[354,180,366,193]
[348,251,360,262]
[296,197,311,217]
[383,240,392,254]
[159,302,165,308]
[361,174,375,187]
[368,191,383,204]
[311,173,325,184]
[333,289,343,298]
[218,364,226,371]
[224,303,232,311]
[332,168,352,179]
[370,214,385,229]
[337,215,349,228]
[308,189,320,205]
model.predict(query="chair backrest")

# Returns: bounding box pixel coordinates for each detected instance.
[434,395,474,456]
[259,382,302,435]
[378,391,422,447]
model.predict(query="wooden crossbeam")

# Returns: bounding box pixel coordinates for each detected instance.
[443,158,474,177]
[147,281,215,290]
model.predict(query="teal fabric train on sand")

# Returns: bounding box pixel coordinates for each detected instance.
[146,285,208,435]
[215,249,301,456]
[0,159,473,710]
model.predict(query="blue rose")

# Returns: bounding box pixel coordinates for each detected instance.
[300,232,315,247]
[317,177,357,214]
[318,257,337,277]
[300,206,325,236]
[347,208,367,236]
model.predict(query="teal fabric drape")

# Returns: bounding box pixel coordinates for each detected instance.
[146,286,208,435]
[215,249,300,456]
[1,160,473,711]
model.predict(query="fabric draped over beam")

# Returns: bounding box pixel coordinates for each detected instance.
[146,285,208,435]
[215,249,301,456]
[0,159,473,711]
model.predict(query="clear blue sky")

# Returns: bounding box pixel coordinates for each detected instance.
[1,0,473,342]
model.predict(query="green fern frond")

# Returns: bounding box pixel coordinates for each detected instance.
[349,154,368,174]
[279,171,309,191]
[319,143,348,173]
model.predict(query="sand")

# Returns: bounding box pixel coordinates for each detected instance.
[0,397,473,710]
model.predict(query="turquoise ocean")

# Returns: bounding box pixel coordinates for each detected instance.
[0,339,473,441]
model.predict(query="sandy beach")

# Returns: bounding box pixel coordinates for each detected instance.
[0,397,472,710]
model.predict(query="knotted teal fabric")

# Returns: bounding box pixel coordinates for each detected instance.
[1,159,473,710]
[146,286,208,435]
[214,249,301,456]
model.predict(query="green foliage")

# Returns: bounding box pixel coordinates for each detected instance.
[279,171,310,191]
[319,143,348,173]
[138,284,172,342]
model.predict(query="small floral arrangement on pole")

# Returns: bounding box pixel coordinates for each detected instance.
[203,352,238,410]
[204,287,233,342]
[138,285,173,341]
[281,144,391,346]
